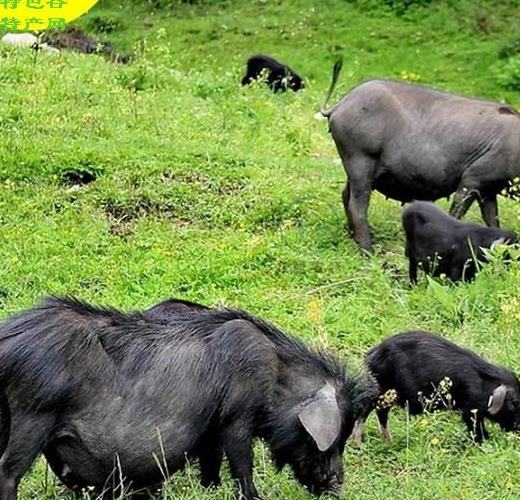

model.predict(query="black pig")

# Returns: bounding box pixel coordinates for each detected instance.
[241,55,304,92]
[0,297,369,500]
[352,331,520,444]
[403,201,517,284]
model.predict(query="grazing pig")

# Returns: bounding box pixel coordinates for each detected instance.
[403,201,517,283]
[242,54,304,92]
[0,297,370,500]
[352,331,520,444]
[319,59,520,253]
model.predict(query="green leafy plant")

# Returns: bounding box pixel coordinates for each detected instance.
[496,55,520,91]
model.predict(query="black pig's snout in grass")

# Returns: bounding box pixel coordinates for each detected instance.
[0,296,372,500]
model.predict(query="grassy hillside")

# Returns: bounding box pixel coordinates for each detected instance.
[2,0,520,498]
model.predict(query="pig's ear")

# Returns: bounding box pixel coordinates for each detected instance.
[298,382,342,452]
[487,385,508,415]
[491,237,507,249]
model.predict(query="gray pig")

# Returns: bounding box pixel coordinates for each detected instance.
[320,59,520,253]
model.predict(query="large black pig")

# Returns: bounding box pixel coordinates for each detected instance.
[0,297,370,500]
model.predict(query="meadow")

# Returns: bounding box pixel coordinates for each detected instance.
[2,0,520,498]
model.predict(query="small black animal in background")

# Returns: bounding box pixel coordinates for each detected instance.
[242,54,304,92]
[403,201,517,284]
[352,331,520,444]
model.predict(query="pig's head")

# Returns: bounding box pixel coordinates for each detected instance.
[487,380,520,432]
[289,73,305,91]
[269,380,360,497]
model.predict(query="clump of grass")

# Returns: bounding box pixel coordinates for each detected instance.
[496,55,520,91]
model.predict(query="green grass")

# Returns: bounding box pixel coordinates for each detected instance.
[2,0,520,498]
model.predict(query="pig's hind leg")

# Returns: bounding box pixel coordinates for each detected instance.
[408,256,419,285]
[449,185,478,220]
[478,193,499,227]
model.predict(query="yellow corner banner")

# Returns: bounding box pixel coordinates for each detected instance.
[0,0,99,32]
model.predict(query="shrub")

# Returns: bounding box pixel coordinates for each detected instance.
[496,55,520,91]
[137,0,227,7]
[345,0,433,16]
[498,37,520,59]
[87,15,124,33]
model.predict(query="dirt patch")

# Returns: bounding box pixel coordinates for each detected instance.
[108,221,135,238]
[104,199,163,239]
[103,197,193,237]
[161,169,248,196]
[103,199,159,222]
[60,169,98,188]
[42,27,130,64]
